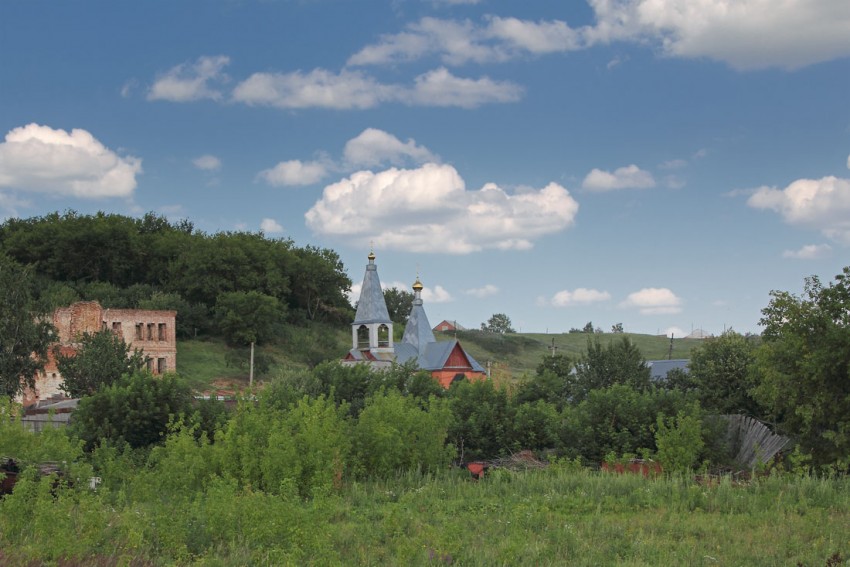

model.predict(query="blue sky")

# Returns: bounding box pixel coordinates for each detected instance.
[2,0,850,336]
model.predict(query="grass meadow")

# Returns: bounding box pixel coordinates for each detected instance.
[2,466,847,566]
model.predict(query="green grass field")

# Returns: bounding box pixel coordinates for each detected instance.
[176,329,707,390]
[2,466,847,565]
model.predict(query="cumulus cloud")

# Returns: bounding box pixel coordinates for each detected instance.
[348,16,582,67]
[747,176,850,244]
[782,243,832,260]
[305,163,579,254]
[465,284,499,298]
[0,123,141,198]
[344,128,437,168]
[585,0,850,71]
[620,287,682,315]
[232,67,520,109]
[582,164,655,191]
[349,3,850,71]
[422,285,453,303]
[260,218,284,234]
[193,154,221,171]
[258,160,328,187]
[550,288,611,307]
[148,56,230,102]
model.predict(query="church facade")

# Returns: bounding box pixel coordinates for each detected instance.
[343,252,486,388]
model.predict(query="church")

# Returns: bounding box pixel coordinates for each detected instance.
[343,251,486,388]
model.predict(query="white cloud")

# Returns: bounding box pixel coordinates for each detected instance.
[233,68,392,110]
[258,160,328,186]
[659,159,687,170]
[0,192,31,219]
[0,123,141,198]
[663,326,685,338]
[847,153,850,169]
[465,284,499,298]
[551,288,611,307]
[148,56,230,102]
[585,0,850,70]
[582,164,655,191]
[348,16,581,67]
[422,285,453,303]
[344,128,437,168]
[193,154,221,171]
[747,176,850,244]
[782,243,832,259]
[232,67,520,109]
[260,218,284,234]
[305,163,579,254]
[621,288,682,315]
[349,3,850,71]
[406,67,523,108]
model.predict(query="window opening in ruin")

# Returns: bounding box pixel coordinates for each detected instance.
[378,324,390,347]
[158,323,166,341]
[147,323,154,341]
[357,325,370,349]
[135,323,144,340]
[157,358,166,374]
[146,358,153,372]
[112,322,122,335]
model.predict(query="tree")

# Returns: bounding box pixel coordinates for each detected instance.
[0,256,56,398]
[383,287,414,325]
[571,336,651,402]
[481,313,515,334]
[611,323,624,334]
[69,371,192,450]
[57,329,147,397]
[751,267,850,469]
[688,331,760,415]
[214,290,285,346]
[582,321,594,333]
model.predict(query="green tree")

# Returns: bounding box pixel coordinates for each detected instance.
[611,322,624,334]
[214,290,285,346]
[481,313,515,334]
[571,336,651,402]
[383,287,414,325]
[0,255,56,398]
[57,329,147,397]
[688,331,760,415]
[69,371,193,450]
[353,390,454,477]
[447,379,514,461]
[654,403,705,473]
[751,267,850,470]
[582,321,594,333]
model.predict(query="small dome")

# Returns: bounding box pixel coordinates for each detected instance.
[412,277,423,292]
[368,251,376,261]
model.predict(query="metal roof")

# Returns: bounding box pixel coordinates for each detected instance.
[352,254,391,325]
[401,297,436,355]
[646,359,690,381]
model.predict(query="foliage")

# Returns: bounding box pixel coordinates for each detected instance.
[582,321,595,333]
[352,390,455,477]
[447,379,514,461]
[57,329,147,397]
[481,313,515,334]
[214,290,285,346]
[69,371,193,450]
[751,267,850,470]
[571,336,652,402]
[383,286,414,325]
[137,290,209,338]
[0,254,55,398]
[688,331,761,415]
[654,403,705,473]
[611,322,624,333]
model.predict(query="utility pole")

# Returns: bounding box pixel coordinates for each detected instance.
[249,341,255,388]
[549,337,558,358]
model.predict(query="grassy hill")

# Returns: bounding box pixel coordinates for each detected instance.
[176,327,705,391]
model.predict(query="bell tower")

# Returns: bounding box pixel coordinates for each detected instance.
[351,250,394,352]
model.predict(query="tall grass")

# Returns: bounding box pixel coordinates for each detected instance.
[2,466,847,565]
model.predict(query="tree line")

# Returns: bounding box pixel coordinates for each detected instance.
[0,211,353,344]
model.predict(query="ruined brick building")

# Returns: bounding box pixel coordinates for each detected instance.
[23,301,177,405]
